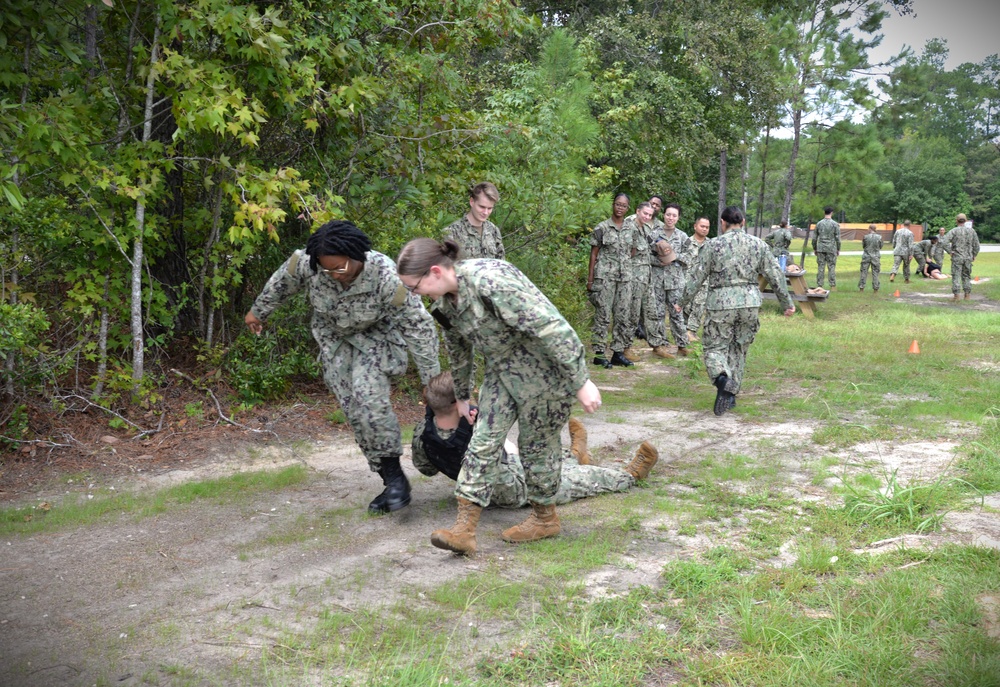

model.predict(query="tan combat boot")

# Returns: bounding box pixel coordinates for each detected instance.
[501,504,560,543]
[623,346,641,362]
[687,332,699,343]
[652,345,675,359]
[952,294,960,302]
[965,293,971,300]
[624,442,659,480]
[568,417,592,465]
[431,498,482,555]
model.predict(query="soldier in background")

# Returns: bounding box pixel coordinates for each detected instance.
[646,203,692,359]
[943,213,981,301]
[931,228,946,265]
[812,206,841,288]
[858,224,883,293]
[889,220,914,283]
[622,202,655,363]
[443,182,505,259]
[679,206,795,416]
[764,221,793,259]
[911,236,931,277]
[397,238,602,555]
[588,194,634,369]
[411,371,658,509]
[684,217,712,344]
[244,220,440,515]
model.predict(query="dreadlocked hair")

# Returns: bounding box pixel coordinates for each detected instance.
[305,220,372,272]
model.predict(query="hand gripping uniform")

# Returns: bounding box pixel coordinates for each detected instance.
[647,225,692,348]
[891,226,914,280]
[942,225,981,296]
[811,218,841,287]
[410,409,634,507]
[429,259,589,508]
[250,250,440,472]
[680,227,793,395]
[859,232,883,291]
[589,217,636,357]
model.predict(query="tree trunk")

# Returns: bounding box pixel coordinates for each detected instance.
[782,73,806,223]
[755,124,770,230]
[93,272,111,398]
[131,15,162,389]
[197,182,224,339]
[718,148,728,231]
[740,149,749,225]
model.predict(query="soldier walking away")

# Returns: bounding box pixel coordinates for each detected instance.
[442,182,505,260]
[679,207,794,416]
[859,224,883,292]
[889,220,914,283]
[646,203,692,359]
[397,239,602,555]
[942,213,981,301]
[764,221,793,259]
[812,207,841,288]
[245,220,440,515]
[588,194,634,369]
[412,372,658,512]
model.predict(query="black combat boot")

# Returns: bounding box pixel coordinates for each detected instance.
[592,356,613,369]
[713,374,735,416]
[367,456,411,514]
[610,351,634,367]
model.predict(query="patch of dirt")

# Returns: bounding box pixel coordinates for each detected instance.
[892,287,1000,312]
[976,594,1000,640]
[2,398,999,684]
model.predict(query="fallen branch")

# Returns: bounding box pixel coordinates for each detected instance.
[57,393,151,434]
[169,369,276,437]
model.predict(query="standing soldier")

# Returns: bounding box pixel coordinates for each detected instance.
[443,182,505,259]
[859,224,883,292]
[622,202,655,362]
[588,194,635,369]
[244,220,440,514]
[764,221,793,259]
[679,207,795,416]
[812,206,841,288]
[397,239,602,555]
[943,213,981,301]
[931,227,946,265]
[646,203,692,358]
[889,220,914,283]
[684,217,712,344]
[911,235,931,277]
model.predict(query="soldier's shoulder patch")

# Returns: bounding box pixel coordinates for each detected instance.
[287,249,302,275]
[391,283,408,306]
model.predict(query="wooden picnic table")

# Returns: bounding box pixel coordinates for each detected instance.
[758,271,827,319]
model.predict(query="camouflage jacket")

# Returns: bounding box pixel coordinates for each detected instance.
[590,218,633,282]
[622,214,652,279]
[911,239,931,260]
[681,227,793,311]
[862,233,883,257]
[812,218,841,253]
[931,239,945,264]
[942,225,981,261]
[430,259,589,403]
[648,226,692,289]
[685,236,711,278]
[443,216,505,260]
[764,227,793,256]
[250,250,440,384]
[892,227,914,257]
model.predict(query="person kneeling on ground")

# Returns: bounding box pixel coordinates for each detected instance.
[411,372,659,554]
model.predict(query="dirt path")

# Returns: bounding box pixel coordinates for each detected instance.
[2,407,998,685]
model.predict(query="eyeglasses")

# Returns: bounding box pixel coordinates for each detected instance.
[320,260,353,277]
[403,271,428,293]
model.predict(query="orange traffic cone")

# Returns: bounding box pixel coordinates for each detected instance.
[908,340,920,354]
[893,289,901,297]
[974,276,980,282]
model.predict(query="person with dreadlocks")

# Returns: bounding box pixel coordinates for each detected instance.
[245,220,440,514]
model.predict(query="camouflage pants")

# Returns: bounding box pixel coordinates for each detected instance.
[914,255,926,276]
[590,278,633,356]
[490,449,635,507]
[891,255,911,280]
[646,268,687,347]
[859,256,881,291]
[684,285,708,335]
[815,252,837,287]
[322,340,406,472]
[625,266,651,343]
[702,307,760,395]
[951,258,973,295]
[456,374,573,508]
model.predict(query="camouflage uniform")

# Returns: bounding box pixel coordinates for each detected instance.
[250,250,440,472]
[764,227,793,258]
[911,239,931,276]
[942,225,981,296]
[443,216,505,260]
[931,236,945,265]
[683,236,711,335]
[430,259,589,508]
[811,218,841,287]
[680,228,793,395]
[589,218,635,357]
[890,226,914,280]
[623,214,653,343]
[859,232,883,291]
[411,416,634,507]
[646,225,691,347]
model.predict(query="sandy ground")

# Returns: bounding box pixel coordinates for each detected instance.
[2,401,998,685]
